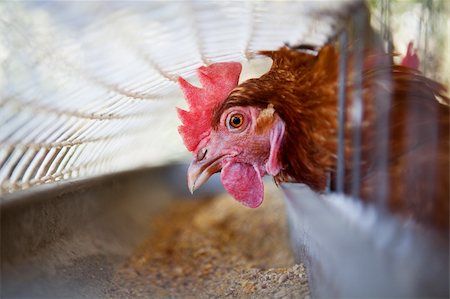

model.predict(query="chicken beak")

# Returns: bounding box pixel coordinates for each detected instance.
[187,155,224,194]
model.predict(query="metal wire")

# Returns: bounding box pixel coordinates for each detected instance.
[0,1,357,195]
[350,7,367,199]
[373,0,392,209]
[336,31,348,194]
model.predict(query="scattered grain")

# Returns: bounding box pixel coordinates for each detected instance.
[109,186,310,298]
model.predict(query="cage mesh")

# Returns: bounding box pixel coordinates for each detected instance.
[0,1,357,195]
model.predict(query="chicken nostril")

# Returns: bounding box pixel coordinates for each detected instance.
[197,148,207,161]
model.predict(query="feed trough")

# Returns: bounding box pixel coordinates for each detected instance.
[1,165,310,298]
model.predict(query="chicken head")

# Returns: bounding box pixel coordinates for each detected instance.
[177,63,285,207]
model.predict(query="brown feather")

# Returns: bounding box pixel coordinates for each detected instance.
[213,45,449,232]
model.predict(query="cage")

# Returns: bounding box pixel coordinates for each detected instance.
[1,1,449,298]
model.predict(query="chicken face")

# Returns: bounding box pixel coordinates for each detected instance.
[177,62,285,207]
[187,105,285,207]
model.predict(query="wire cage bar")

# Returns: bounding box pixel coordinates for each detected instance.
[285,1,449,297]
[0,0,358,196]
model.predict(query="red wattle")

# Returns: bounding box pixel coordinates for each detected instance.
[220,162,264,208]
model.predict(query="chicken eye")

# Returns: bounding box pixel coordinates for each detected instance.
[229,113,244,129]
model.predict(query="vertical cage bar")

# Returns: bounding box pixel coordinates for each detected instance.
[374,0,393,209]
[386,0,393,53]
[350,8,366,199]
[422,0,432,75]
[380,0,393,53]
[336,30,348,194]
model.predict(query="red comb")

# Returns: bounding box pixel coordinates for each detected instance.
[177,62,242,152]
[401,41,420,70]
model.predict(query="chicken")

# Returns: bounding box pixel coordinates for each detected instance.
[177,45,449,232]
